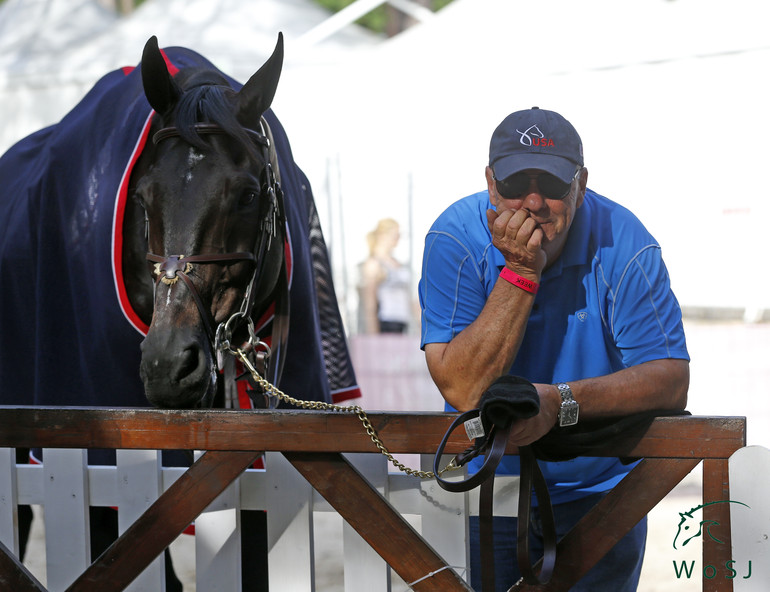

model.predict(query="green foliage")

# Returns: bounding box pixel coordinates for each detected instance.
[314,0,454,34]
[314,0,384,31]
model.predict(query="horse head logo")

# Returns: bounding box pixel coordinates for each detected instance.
[673,500,750,549]
[515,124,545,146]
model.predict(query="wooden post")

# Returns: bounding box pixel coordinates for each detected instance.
[702,459,734,592]
[0,537,46,592]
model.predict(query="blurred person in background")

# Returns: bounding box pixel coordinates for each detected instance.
[359,218,413,334]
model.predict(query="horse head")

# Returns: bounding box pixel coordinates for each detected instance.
[131,35,287,409]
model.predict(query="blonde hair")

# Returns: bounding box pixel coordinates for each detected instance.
[366,218,400,255]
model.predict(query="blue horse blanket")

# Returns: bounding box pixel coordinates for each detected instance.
[0,47,360,428]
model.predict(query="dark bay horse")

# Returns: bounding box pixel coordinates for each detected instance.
[0,35,359,588]
[130,34,292,410]
[0,33,359,414]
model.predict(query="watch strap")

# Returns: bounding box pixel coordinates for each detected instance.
[555,382,579,427]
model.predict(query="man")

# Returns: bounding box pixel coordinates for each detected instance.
[419,107,689,590]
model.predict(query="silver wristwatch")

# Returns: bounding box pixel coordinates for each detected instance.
[555,382,579,427]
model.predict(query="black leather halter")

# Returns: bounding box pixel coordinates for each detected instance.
[145,119,286,365]
[146,252,257,344]
[152,122,270,149]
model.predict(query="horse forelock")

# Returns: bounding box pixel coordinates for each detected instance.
[169,75,260,162]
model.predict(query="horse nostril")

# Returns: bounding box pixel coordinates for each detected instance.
[173,347,201,382]
[140,326,214,408]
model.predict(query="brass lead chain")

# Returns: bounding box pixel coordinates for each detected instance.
[234,348,460,479]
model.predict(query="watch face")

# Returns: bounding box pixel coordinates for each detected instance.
[559,403,579,427]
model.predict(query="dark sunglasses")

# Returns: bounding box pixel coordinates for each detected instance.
[494,168,580,201]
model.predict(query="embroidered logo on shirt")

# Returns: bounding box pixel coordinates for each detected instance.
[577,312,588,322]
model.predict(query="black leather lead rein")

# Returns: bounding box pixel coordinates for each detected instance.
[433,376,557,591]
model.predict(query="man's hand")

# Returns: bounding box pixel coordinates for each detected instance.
[486,208,547,278]
[505,383,560,446]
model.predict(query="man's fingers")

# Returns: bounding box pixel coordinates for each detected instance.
[488,208,514,239]
[516,216,539,241]
[527,225,544,250]
[502,211,538,244]
[488,208,546,273]
[486,208,498,231]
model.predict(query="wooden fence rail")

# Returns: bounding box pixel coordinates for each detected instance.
[0,407,746,591]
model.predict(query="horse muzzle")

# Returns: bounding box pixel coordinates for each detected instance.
[139,325,217,409]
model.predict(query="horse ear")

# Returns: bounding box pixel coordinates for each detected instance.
[236,33,284,125]
[141,36,181,116]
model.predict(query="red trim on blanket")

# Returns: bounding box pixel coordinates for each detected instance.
[284,228,293,285]
[235,359,254,410]
[112,113,154,336]
[160,49,180,76]
[252,233,292,336]
[109,52,208,335]
[332,386,362,404]
[234,360,268,471]
[253,302,275,335]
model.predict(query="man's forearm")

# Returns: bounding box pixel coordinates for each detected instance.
[504,358,689,446]
[424,276,537,411]
[564,358,690,419]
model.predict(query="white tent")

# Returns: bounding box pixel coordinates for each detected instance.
[0,0,116,150]
[278,0,770,318]
[0,0,381,154]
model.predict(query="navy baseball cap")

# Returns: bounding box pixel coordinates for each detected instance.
[489,107,584,183]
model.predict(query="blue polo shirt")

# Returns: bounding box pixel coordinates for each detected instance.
[419,188,689,504]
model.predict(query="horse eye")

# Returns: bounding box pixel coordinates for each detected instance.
[240,190,258,206]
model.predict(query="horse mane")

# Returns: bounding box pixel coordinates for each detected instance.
[170,69,261,161]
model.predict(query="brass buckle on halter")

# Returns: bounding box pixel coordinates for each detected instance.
[152,255,193,285]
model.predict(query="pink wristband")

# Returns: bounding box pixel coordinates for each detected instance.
[499,268,539,294]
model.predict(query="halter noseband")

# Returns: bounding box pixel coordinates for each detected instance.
[145,118,284,356]
[146,252,257,343]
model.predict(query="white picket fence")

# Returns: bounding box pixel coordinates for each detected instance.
[0,447,520,591]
